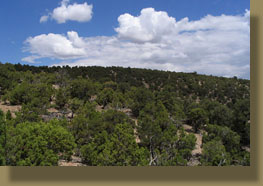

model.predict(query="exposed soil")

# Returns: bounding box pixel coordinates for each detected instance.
[0,101,21,117]
[1,98,204,166]
[95,105,104,112]
[58,155,86,166]
[132,119,140,143]
[183,124,203,166]
[192,133,203,155]
[242,146,250,152]
[47,107,59,113]
[183,124,203,155]
[142,80,150,89]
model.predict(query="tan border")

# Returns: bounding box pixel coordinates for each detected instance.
[0,0,262,185]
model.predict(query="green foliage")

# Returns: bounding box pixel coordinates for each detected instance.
[101,109,134,134]
[0,63,19,95]
[188,108,208,132]
[117,82,131,94]
[137,102,196,165]
[69,77,97,101]
[111,91,126,109]
[201,140,230,166]
[70,103,102,146]
[103,81,118,90]
[55,88,69,109]
[14,104,41,123]
[68,98,84,116]
[81,124,149,166]
[6,110,12,121]
[71,104,134,149]
[0,63,250,166]
[156,89,185,119]
[129,87,154,117]
[8,82,31,105]
[0,110,6,165]
[8,82,52,107]
[232,99,250,145]
[97,88,114,108]
[137,101,169,148]
[238,151,250,166]
[157,127,196,166]
[6,120,76,166]
[203,124,240,153]
[201,100,233,128]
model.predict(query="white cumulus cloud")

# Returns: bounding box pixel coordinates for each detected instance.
[22,31,86,61]
[115,8,177,43]
[25,8,250,79]
[40,0,93,24]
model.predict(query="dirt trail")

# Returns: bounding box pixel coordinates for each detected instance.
[182,124,203,166]
[182,124,203,156]
[192,133,202,155]
[132,119,140,143]
[183,124,203,161]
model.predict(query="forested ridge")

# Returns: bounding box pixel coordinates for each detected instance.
[0,62,250,166]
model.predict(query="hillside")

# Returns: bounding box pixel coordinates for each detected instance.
[0,62,250,166]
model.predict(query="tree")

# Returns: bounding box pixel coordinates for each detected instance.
[137,101,167,148]
[14,104,41,124]
[97,88,114,108]
[8,82,52,109]
[103,81,118,91]
[111,91,126,110]
[232,99,250,145]
[188,108,208,132]
[0,63,251,166]
[157,126,196,166]
[55,88,68,109]
[0,63,19,96]
[201,140,230,166]
[6,110,12,121]
[203,124,240,154]
[102,109,134,134]
[0,110,6,165]
[80,123,149,166]
[6,120,76,166]
[201,100,233,128]
[117,82,130,94]
[69,77,97,101]
[137,101,196,165]
[156,89,185,120]
[8,82,30,105]
[70,102,102,147]
[68,98,84,118]
[129,87,154,117]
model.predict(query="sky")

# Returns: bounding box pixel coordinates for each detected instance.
[0,0,250,79]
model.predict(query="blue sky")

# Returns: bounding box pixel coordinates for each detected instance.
[0,0,250,78]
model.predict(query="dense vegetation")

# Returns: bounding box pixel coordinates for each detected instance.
[0,62,250,166]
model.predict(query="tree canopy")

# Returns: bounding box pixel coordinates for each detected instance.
[0,63,250,166]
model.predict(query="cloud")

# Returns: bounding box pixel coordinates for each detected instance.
[21,56,42,64]
[25,8,250,79]
[115,8,177,43]
[23,31,86,60]
[40,15,49,23]
[115,7,249,43]
[40,0,93,24]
